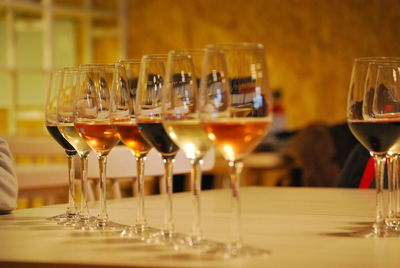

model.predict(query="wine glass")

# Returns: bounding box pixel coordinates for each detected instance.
[57,67,92,228]
[199,43,272,258]
[347,58,400,237]
[111,59,154,238]
[371,62,400,230]
[162,49,215,249]
[74,64,122,231]
[135,55,181,246]
[363,59,400,231]
[45,69,78,223]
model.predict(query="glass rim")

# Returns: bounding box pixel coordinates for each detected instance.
[354,57,400,62]
[50,68,64,74]
[63,67,79,71]
[206,42,264,50]
[368,61,400,66]
[142,54,168,60]
[168,49,205,56]
[375,63,400,68]
[79,63,124,69]
[118,59,141,64]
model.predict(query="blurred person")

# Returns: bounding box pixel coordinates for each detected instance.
[0,137,18,213]
[336,143,376,188]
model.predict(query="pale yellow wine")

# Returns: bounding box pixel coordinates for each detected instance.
[58,123,91,155]
[164,120,212,160]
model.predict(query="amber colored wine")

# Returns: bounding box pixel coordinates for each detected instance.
[58,123,91,155]
[164,120,212,160]
[113,122,152,158]
[137,120,179,157]
[46,125,76,153]
[74,122,119,155]
[203,118,271,161]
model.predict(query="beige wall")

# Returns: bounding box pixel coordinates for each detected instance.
[127,0,400,130]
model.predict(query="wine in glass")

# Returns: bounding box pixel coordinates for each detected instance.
[347,58,400,237]
[74,64,122,231]
[162,49,215,249]
[135,55,181,245]
[112,59,154,238]
[57,67,93,228]
[199,43,272,258]
[45,69,78,223]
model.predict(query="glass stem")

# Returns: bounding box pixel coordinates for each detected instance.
[162,157,175,236]
[396,154,400,217]
[387,155,396,220]
[135,156,147,229]
[373,154,386,233]
[190,158,203,242]
[66,152,76,217]
[228,160,244,250]
[80,156,90,220]
[97,155,109,226]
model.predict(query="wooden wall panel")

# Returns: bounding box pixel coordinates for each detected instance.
[127,0,400,129]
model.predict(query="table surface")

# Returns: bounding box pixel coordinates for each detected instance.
[1,187,400,267]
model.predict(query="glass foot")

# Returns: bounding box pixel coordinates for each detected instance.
[147,231,187,250]
[180,235,222,252]
[348,222,400,238]
[385,217,400,231]
[47,213,67,222]
[206,243,270,259]
[73,216,97,230]
[120,224,159,241]
[47,211,79,225]
[80,218,125,233]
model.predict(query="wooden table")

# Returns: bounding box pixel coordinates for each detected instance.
[1,187,400,267]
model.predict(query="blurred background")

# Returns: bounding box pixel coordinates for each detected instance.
[1,0,399,207]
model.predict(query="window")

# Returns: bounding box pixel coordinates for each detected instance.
[0,0,127,136]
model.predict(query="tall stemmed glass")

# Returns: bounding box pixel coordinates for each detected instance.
[111,59,153,238]
[162,50,214,249]
[135,55,180,245]
[57,67,92,228]
[45,69,78,223]
[199,43,272,258]
[363,59,400,230]
[74,64,121,230]
[371,63,400,230]
[347,58,400,237]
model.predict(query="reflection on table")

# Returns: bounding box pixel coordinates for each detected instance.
[1,187,399,267]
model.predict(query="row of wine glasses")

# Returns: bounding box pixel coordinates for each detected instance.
[347,57,400,237]
[44,42,273,258]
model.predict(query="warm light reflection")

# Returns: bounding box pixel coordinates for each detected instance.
[169,131,177,140]
[244,135,252,142]
[208,132,216,140]
[183,143,196,159]
[223,144,235,160]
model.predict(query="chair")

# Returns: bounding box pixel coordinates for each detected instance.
[86,146,215,200]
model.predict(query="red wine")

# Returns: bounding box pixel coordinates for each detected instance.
[137,120,179,157]
[348,120,400,153]
[46,125,76,154]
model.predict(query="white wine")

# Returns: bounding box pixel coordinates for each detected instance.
[164,120,212,160]
[58,123,91,155]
